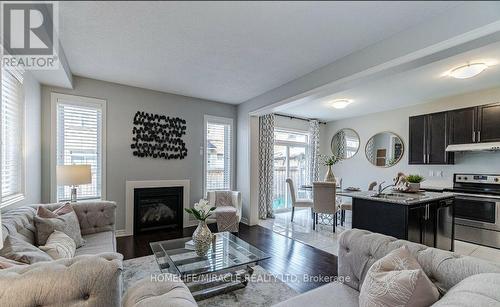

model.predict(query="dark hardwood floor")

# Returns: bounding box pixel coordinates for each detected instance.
[117,223,338,293]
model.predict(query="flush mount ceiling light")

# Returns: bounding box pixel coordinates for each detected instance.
[331,99,353,109]
[448,63,488,79]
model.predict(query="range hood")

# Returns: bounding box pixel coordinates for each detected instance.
[446,142,500,152]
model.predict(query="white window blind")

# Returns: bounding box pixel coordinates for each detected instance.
[1,68,24,202]
[204,116,233,193]
[56,100,103,201]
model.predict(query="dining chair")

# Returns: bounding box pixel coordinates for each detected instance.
[312,181,338,232]
[286,178,313,222]
[339,181,377,226]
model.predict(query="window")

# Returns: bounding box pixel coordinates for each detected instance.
[1,68,25,206]
[51,93,106,201]
[273,129,309,211]
[204,115,233,194]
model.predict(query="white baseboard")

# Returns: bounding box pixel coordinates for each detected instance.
[115,220,202,238]
[115,229,129,237]
[241,217,249,225]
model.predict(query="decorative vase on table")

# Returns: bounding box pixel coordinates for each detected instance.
[320,154,339,182]
[185,199,216,256]
[324,165,336,182]
[192,221,212,256]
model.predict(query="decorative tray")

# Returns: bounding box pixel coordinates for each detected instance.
[345,187,361,191]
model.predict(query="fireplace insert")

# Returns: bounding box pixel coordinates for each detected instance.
[134,186,183,234]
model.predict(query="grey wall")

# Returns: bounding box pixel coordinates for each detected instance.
[320,86,500,190]
[41,76,237,231]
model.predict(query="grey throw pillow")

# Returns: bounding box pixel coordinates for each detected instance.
[34,210,85,247]
[0,236,53,264]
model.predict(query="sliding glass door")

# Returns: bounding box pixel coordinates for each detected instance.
[272,129,309,211]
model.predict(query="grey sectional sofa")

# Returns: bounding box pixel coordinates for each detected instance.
[275,228,500,307]
[0,201,197,307]
[0,201,121,306]
[1,201,118,255]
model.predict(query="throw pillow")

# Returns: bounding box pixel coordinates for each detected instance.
[359,246,440,307]
[0,236,53,264]
[0,255,26,269]
[34,206,85,248]
[39,230,76,259]
[36,203,72,218]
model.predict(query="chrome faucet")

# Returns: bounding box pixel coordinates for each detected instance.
[377,181,394,194]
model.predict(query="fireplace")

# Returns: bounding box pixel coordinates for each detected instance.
[133,186,183,234]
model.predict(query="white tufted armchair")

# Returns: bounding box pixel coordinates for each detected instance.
[206,191,242,232]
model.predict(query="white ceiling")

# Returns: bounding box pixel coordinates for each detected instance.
[58,1,459,104]
[278,41,500,121]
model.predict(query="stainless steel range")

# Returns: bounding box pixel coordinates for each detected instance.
[445,174,500,249]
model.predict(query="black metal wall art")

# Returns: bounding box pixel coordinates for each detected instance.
[131,111,188,159]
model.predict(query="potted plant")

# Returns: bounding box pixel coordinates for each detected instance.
[406,174,425,192]
[320,154,340,182]
[185,199,216,256]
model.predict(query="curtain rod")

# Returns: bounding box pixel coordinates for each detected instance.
[274,113,327,125]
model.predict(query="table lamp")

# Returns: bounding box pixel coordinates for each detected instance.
[57,165,92,202]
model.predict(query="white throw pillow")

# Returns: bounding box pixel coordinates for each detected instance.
[359,246,440,307]
[39,230,76,260]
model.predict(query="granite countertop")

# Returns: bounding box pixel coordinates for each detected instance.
[338,190,454,205]
[420,184,453,192]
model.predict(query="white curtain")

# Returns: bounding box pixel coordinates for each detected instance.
[308,120,320,184]
[332,129,346,159]
[366,138,375,164]
[258,114,275,219]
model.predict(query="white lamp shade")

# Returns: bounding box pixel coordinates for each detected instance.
[57,165,92,186]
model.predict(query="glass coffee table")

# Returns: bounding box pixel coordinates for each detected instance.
[150,232,269,301]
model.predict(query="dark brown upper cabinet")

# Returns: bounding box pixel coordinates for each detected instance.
[409,115,426,164]
[478,103,500,143]
[409,112,453,165]
[448,102,500,144]
[448,107,476,145]
[427,112,452,164]
[409,102,500,165]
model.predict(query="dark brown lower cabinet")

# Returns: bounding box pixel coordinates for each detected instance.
[352,198,454,251]
[408,203,436,247]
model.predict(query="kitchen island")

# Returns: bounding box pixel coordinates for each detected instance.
[339,191,455,251]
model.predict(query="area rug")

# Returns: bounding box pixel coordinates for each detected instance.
[123,255,298,307]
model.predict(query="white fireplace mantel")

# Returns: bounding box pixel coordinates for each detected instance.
[124,179,192,236]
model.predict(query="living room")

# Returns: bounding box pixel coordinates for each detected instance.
[1,2,500,307]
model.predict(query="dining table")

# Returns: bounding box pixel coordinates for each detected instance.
[299,184,361,197]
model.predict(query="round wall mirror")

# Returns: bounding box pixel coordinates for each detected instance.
[331,128,360,160]
[365,132,404,167]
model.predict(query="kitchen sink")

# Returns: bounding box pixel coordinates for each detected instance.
[371,193,428,202]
